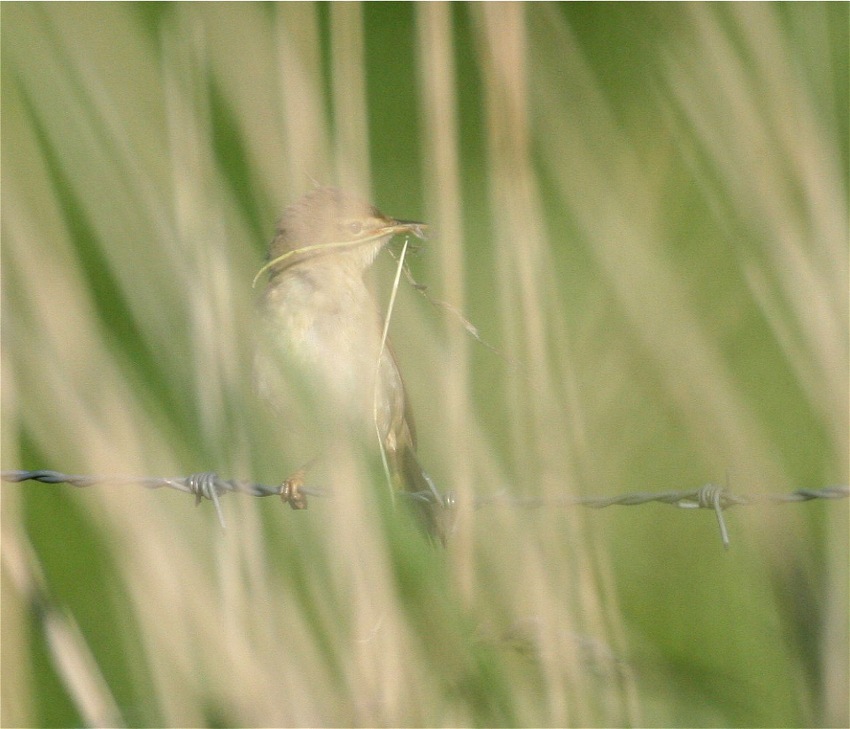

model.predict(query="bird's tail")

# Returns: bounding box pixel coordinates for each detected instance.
[395,444,454,546]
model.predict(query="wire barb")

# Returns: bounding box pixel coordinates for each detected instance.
[183,472,227,528]
[691,484,730,549]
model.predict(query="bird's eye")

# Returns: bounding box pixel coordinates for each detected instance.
[346,221,363,235]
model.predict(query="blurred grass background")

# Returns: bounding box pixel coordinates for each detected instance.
[2,3,847,727]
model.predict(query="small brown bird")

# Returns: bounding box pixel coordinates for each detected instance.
[254,187,447,542]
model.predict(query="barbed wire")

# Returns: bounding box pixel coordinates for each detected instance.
[2,469,847,549]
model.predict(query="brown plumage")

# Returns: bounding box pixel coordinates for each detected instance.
[254,187,447,543]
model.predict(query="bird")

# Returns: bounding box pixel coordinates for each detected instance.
[253,186,448,543]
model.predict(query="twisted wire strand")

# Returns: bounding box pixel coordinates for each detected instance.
[3,470,847,548]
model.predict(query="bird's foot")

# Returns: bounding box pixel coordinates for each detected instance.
[280,468,309,510]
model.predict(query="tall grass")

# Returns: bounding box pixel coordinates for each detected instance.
[2,3,846,727]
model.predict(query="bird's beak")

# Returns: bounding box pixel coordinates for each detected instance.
[386,218,429,241]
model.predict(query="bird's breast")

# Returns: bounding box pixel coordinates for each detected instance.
[256,270,405,442]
